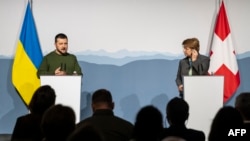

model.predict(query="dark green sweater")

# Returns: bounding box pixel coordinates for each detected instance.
[37,51,82,78]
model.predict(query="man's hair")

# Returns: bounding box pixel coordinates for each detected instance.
[41,104,76,141]
[182,37,200,52]
[55,33,67,43]
[92,89,113,104]
[166,97,189,124]
[133,105,163,141]
[235,92,250,120]
[67,123,104,141]
[28,85,56,114]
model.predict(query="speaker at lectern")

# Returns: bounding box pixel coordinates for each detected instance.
[183,76,224,140]
[40,75,82,123]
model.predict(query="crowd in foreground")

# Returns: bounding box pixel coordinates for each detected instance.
[11,85,250,141]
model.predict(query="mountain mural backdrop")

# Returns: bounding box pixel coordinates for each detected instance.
[0,54,250,133]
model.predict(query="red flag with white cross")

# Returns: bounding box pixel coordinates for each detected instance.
[208,1,240,102]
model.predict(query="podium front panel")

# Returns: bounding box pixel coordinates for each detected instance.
[184,76,223,140]
[40,75,82,123]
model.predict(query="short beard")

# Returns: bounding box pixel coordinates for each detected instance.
[56,49,67,55]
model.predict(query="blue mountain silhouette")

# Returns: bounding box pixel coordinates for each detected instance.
[0,56,250,133]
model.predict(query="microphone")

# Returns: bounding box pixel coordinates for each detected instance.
[188,58,192,68]
[60,63,63,71]
[60,63,66,71]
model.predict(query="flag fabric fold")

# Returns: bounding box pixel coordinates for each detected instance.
[12,2,43,105]
[208,1,240,102]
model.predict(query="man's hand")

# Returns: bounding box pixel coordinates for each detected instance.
[55,67,66,75]
[178,84,184,92]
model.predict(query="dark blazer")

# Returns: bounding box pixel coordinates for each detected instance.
[77,109,134,141]
[176,54,210,87]
[159,125,205,141]
[11,114,44,141]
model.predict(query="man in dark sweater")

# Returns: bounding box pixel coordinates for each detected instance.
[77,89,134,141]
[37,33,82,78]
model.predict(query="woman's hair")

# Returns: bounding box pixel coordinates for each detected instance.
[182,37,200,52]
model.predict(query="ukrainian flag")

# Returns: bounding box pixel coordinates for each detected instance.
[12,2,43,105]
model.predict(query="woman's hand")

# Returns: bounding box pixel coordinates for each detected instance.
[191,49,198,62]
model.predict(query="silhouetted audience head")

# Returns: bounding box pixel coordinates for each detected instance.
[91,89,114,111]
[77,88,134,141]
[28,85,56,114]
[41,104,76,141]
[208,106,243,141]
[160,97,205,141]
[166,97,189,125]
[235,92,250,121]
[67,123,104,141]
[132,105,163,141]
[11,85,56,141]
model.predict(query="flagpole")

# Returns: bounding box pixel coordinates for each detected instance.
[218,0,222,10]
[29,0,33,11]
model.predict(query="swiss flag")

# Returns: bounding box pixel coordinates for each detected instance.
[208,1,240,102]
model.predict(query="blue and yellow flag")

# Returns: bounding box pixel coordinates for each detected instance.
[12,2,43,105]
